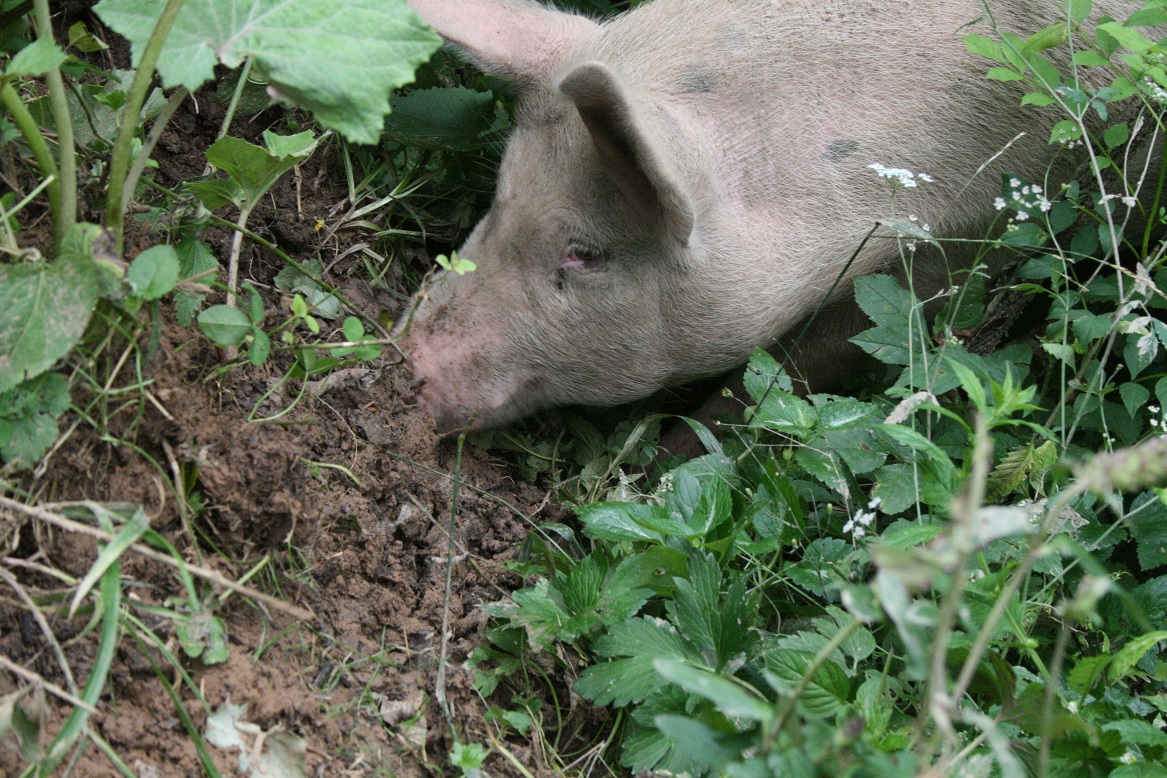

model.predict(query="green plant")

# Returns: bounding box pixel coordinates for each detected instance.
[0,0,440,467]
[467,2,1167,774]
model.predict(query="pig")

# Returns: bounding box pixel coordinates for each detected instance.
[397,0,1136,434]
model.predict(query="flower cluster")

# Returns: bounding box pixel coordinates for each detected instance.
[843,496,881,543]
[994,178,1052,221]
[869,163,934,191]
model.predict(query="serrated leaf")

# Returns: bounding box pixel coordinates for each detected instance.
[5,37,67,77]
[1130,492,1167,571]
[851,275,921,366]
[1110,630,1167,683]
[0,227,102,394]
[987,441,1058,500]
[653,659,773,723]
[94,0,442,145]
[764,650,851,718]
[1067,653,1112,696]
[578,501,667,542]
[1073,50,1112,67]
[653,715,737,771]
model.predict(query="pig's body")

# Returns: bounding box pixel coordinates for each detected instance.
[400,0,1123,432]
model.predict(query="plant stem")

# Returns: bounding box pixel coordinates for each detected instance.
[33,0,74,249]
[119,86,188,216]
[0,82,60,228]
[105,0,187,255]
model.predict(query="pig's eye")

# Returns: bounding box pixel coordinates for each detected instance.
[560,242,606,269]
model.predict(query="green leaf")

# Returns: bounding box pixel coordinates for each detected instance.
[1022,23,1067,54]
[0,227,102,394]
[653,715,737,772]
[987,67,1027,82]
[578,501,668,542]
[199,131,319,211]
[1068,0,1092,23]
[1096,21,1156,52]
[1102,719,1167,747]
[1020,92,1057,106]
[1130,492,1167,572]
[654,658,773,723]
[1049,120,1083,144]
[1110,630,1167,682]
[383,86,502,151]
[94,0,442,144]
[1067,653,1112,697]
[986,441,1058,500]
[764,651,851,718]
[851,274,922,366]
[126,244,180,300]
[5,37,68,77]
[174,238,218,326]
[964,33,1006,63]
[1103,121,1130,151]
[70,505,149,617]
[197,305,253,346]
[1072,50,1112,67]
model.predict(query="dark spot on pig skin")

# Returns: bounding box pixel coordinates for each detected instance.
[678,64,719,94]
[823,139,860,163]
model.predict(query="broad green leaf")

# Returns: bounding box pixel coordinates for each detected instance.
[578,501,668,542]
[94,0,442,144]
[987,67,1027,82]
[764,651,851,718]
[0,226,102,394]
[653,659,773,723]
[653,715,737,772]
[1096,21,1156,52]
[742,348,793,402]
[126,244,180,300]
[198,305,253,346]
[1069,0,1092,23]
[964,33,1006,63]
[1067,653,1111,696]
[174,238,218,326]
[5,37,67,77]
[201,131,318,210]
[1072,50,1112,67]
[383,86,503,151]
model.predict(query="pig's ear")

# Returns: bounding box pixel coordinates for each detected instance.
[407,0,600,80]
[558,62,695,245]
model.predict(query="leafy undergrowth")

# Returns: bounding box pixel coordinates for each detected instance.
[465,4,1167,777]
[3,0,1167,777]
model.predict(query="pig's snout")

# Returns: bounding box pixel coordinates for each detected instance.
[400,332,530,434]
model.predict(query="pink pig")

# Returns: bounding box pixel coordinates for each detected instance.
[398,0,1124,433]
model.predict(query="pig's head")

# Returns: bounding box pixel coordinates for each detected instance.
[400,0,713,432]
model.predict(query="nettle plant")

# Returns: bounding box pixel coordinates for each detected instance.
[469,2,1167,775]
[0,0,441,468]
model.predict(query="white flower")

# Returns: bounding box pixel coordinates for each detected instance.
[994,197,1007,210]
[869,163,934,191]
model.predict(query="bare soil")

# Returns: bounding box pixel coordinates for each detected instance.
[0,56,589,776]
